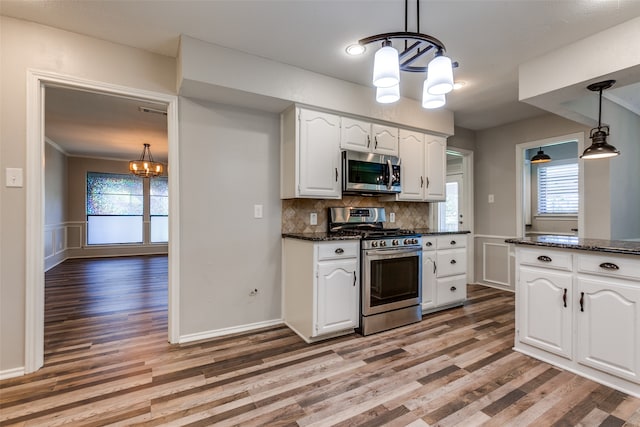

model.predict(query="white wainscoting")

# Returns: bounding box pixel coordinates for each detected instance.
[474,235,515,291]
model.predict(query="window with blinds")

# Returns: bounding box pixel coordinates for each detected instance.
[537,161,579,215]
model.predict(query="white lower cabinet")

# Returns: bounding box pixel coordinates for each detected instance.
[514,246,640,397]
[422,234,467,313]
[283,238,359,342]
[518,266,572,359]
[576,274,640,384]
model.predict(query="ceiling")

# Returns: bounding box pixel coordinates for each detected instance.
[3,0,640,160]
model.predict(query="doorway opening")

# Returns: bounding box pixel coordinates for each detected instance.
[26,70,180,373]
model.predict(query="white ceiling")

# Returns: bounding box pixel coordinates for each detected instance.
[3,0,640,160]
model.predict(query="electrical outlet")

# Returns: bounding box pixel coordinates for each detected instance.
[390,212,396,223]
[310,212,318,225]
[254,204,263,218]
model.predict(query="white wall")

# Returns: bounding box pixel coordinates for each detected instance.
[178,98,282,337]
[44,141,68,270]
[0,16,175,373]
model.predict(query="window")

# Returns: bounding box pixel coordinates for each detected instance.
[537,161,579,215]
[150,177,168,243]
[87,172,143,244]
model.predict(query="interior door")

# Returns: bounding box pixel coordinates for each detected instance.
[439,173,463,231]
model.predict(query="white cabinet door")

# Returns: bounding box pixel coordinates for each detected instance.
[398,130,424,201]
[371,124,399,156]
[340,117,371,152]
[422,251,436,311]
[298,109,341,198]
[424,135,446,201]
[576,276,640,383]
[518,266,573,359]
[316,259,359,336]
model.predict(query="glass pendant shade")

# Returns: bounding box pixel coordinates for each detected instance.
[530,148,551,164]
[426,54,454,95]
[422,81,446,109]
[376,84,400,104]
[372,42,400,88]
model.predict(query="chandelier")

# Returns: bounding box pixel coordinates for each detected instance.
[129,143,164,178]
[347,0,458,108]
[580,80,620,160]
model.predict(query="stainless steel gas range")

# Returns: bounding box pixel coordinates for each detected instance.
[328,207,422,335]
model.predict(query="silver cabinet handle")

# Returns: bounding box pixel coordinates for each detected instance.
[537,255,552,262]
[450,240,456,245]
[335,248,344,254]
[353,271,356,286]
[450,286,457,292]
[335,168,338,182]
[599,262,619,270]
[421,176,424,188]
[374,136,378,149]
[450,259,457,265]
[425,241,433,247]
[367,135,371,148]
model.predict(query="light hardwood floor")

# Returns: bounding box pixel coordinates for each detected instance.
[2,255,640,426]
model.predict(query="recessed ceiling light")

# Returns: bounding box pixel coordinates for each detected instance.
[453,81,467,90]
[345,44,366,56]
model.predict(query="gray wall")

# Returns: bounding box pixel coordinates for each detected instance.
[473,114,590,290]
[44,142,68,270]
[0,16,175,373]
[178,98,282,336]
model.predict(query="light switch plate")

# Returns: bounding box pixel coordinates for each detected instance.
[488,194,495,203]
[6,168,23,187]
[390,212,396,223]
[254,204,263,218]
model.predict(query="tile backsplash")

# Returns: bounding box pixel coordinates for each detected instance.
[282,196,431,233]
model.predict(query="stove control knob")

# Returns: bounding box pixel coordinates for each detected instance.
[380,240,387,247]
[371,241,378,247]
[412,238,419,244]
[404,239,410,245]
[392,239,399,246]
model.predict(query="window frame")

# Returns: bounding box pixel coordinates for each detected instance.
[536,159,579,216]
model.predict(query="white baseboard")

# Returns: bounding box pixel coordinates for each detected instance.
[0,366,25,380]
[178,318,284,344]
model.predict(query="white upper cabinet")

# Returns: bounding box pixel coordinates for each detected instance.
[397,129,446,202]
[424,135,446,201]
[281,107,341,199]
[340,117,398,156]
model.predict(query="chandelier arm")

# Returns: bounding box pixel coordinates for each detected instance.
[358,32,446,52]
[398,41,426,61]
[400,45,434,68]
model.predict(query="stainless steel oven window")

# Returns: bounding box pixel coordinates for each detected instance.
[362,248,422,315]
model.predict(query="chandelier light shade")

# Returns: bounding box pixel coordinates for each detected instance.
[354,0,457,108]
[425,52,454,95]
[129,143,164,178]
[580,80,620,160]
[422,82,446,109]
[531,148,551,164]
[372,41,400,88]
[376,83,400,104]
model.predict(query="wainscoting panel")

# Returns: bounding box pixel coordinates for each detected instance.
[474,235,514,291]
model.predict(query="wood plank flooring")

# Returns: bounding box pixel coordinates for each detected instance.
[2,255,640,426]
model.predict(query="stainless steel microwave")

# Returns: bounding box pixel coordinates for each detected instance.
[342,150,401,195]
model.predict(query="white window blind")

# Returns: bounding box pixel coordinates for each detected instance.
[537,161,579,214]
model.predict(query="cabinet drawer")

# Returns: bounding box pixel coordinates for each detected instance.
[317,241,359,261]
[436,249,466,277]
[437,235,467,249]
[519,248,572,271]
[576,253,640,281]
[436,276,467,306]
[422,237,437,251]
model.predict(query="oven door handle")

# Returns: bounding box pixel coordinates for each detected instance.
[365,247,421,258]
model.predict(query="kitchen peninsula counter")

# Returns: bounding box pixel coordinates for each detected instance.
[506,235,640,256]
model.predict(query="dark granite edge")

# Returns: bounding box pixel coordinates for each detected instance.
[505,237,640,256]
[282,229,471,242]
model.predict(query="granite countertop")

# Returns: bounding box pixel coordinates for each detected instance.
[282,229,471,241]
[505,235,640,256]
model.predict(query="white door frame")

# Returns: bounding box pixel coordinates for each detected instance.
[514,132,585,239]
[25,69,180,373]
[433,147,474,283]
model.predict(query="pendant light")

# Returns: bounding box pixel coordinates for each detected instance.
[129,143,164,178]
[422,81,446,109]
[580,80,620,160]
[530,147,551,164]
[376,83,400,104]
[351,0,457,107]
